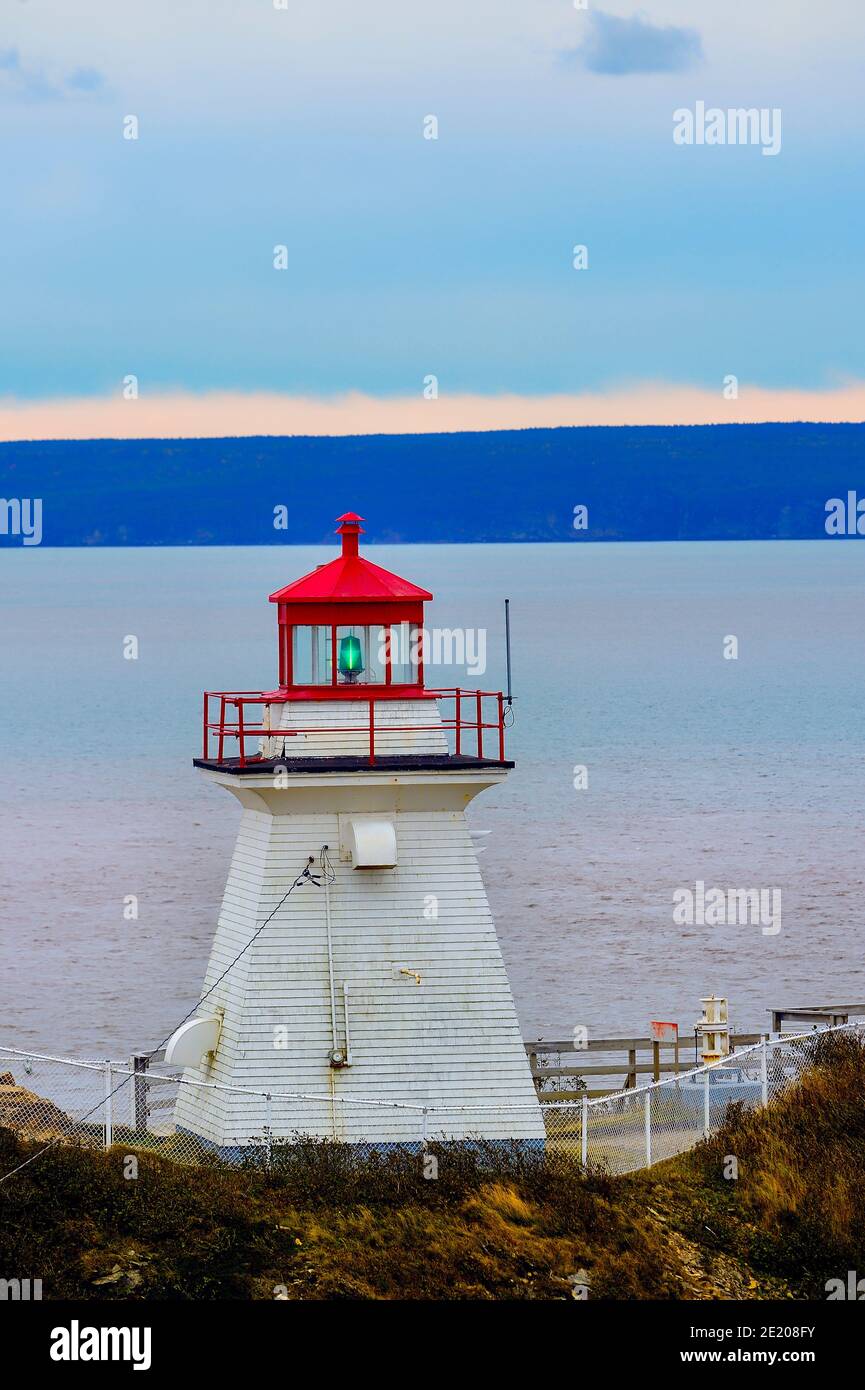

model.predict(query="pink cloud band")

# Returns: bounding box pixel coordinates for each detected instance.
[1,383,863,442]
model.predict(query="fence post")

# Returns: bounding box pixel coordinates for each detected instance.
[265,1092,273,1169]
[761,1037,768,1106]
[237,699,246,768]
[644,1090,652,1168]
[581,1095,588,1167]
[132,1054,149,1133]
[626,1048,637,1088]
[703,1067,710,1137]
[104,1062,113,1151]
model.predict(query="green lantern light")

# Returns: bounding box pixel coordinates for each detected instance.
[338,633,364,682]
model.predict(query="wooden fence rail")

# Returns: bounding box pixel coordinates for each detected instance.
[525,1033,766,1100]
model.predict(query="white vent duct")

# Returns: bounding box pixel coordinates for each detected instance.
[348,818,397,869]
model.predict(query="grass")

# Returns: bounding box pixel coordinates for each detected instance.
[1,1031,864,1300]
[667,1029,865,1298]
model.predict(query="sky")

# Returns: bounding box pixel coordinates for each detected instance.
[1,0,864,437]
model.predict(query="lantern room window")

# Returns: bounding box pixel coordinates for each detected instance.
[387,621,420,683]
[291,625,332,686]
[285,621,422,688]
[335,625,387,685]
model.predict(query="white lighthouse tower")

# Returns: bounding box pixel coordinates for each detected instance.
[169,512,543,1154]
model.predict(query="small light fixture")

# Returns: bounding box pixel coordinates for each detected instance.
[338,633,364,682]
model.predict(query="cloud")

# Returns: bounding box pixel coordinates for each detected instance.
[66,67,104,93]
[565,11,703,76]
[0,382,863,442]
[0,47,105,101]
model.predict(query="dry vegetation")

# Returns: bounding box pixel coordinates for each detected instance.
[1,1032,863,1301]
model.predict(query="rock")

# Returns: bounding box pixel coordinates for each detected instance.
[92,1264,144,1291]
[0,1072,77,1142]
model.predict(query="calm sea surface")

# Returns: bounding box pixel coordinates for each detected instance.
[1,541,863,1057]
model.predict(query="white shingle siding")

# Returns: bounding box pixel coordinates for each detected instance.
[264,697,448,759]
[174,699,543,1148]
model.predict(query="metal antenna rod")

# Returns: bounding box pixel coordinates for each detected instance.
[504,598,513,706]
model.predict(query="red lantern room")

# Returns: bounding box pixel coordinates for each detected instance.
[198,510,511,770]
[269,513,433,696]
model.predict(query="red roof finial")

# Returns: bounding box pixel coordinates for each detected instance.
[269,510,432,605]
[335,511,365,557]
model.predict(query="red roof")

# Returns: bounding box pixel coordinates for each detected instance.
[269,513,432,604]
[270,555,432,604]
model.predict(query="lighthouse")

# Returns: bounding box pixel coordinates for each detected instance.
[169,513,544,1153]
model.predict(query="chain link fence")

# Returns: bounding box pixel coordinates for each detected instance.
[2,1023,862,1176]
[543,1025,863,1175]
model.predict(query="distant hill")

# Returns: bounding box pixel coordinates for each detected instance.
[1,423,863,545]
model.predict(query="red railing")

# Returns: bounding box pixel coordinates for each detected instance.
[200,689,508,768]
